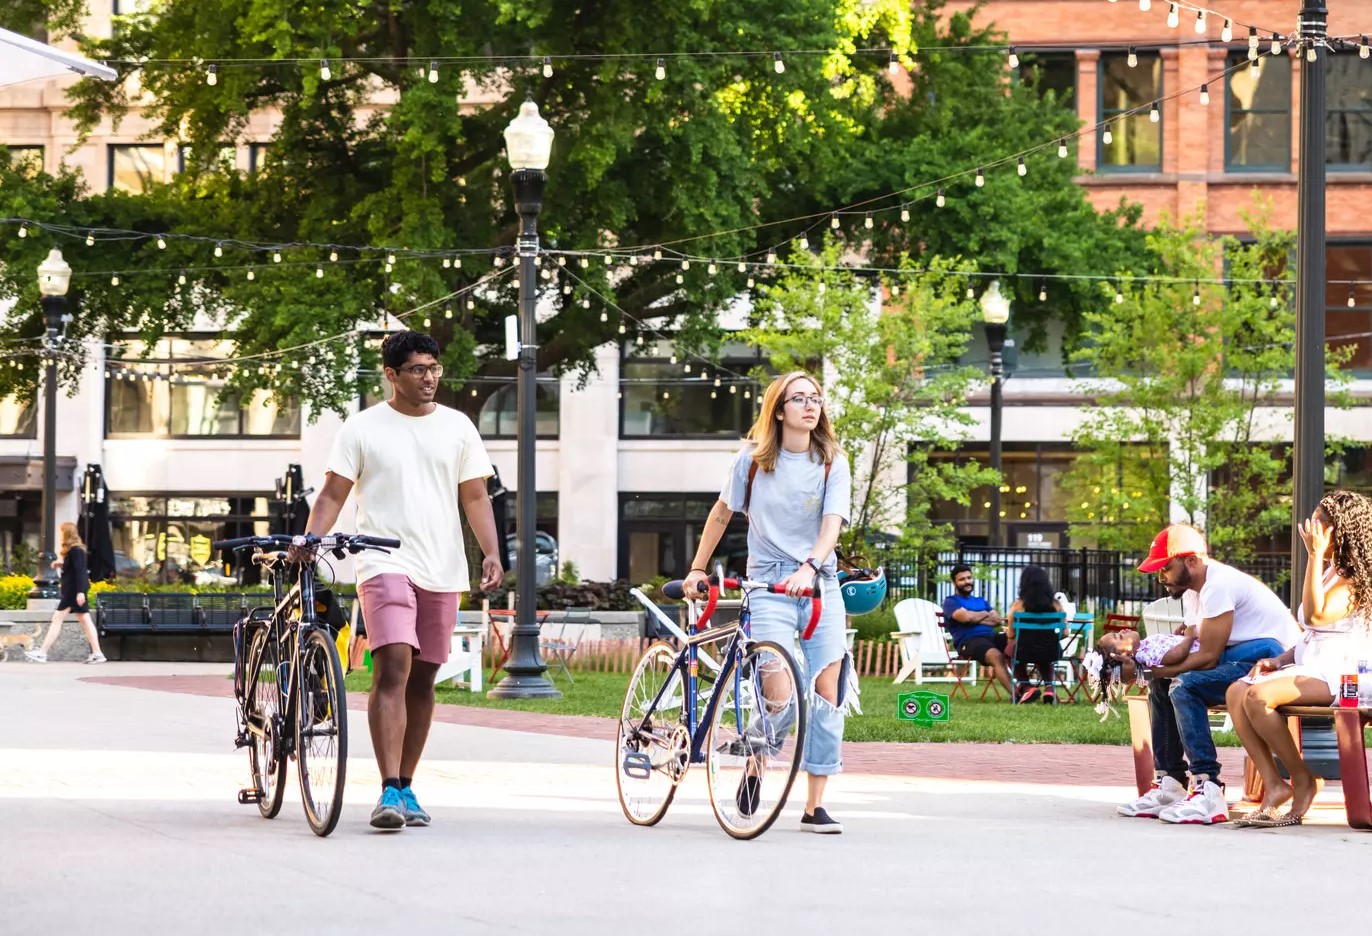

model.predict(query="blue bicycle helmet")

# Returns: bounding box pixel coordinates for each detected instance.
[837,567,887,616]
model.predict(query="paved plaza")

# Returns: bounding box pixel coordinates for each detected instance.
[2,663,1369,934]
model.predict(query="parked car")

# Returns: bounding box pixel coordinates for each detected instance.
[506,532,558,585]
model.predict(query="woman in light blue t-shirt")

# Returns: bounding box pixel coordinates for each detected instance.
[682,370,857,834]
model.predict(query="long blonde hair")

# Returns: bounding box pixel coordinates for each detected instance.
[59,521,84,558]
[745,371,842,472]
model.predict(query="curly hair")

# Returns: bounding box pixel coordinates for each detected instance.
[1319,489,1372,619]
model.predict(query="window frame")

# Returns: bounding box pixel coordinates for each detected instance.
[1326,241,1372,376]
[1096,51,1163,173]
[1224,53,1292,173]
[4,145,44,176]
[104,335,302,440]
[0,395,38,439]
[618,341,767,440]
[1326,53,1372,172]
[108,143,172,193]
[1014,49,1078,109]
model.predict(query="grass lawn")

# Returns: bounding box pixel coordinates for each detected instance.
[344,668,1248,746]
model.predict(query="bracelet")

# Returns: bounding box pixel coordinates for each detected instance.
[690,567,708,575]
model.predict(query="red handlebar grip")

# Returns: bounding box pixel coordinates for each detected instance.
[801,595,823,641]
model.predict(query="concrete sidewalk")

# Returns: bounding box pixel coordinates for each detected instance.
[2,663,1368,935]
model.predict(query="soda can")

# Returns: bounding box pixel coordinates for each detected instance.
[1340,673,1360,707]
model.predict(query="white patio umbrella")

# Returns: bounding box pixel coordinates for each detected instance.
[0,26,118,88]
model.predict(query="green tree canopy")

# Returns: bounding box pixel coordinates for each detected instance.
[1,0,1148,413]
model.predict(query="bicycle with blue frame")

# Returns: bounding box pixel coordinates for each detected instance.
[615,563,815,840]
[216,532,400,837]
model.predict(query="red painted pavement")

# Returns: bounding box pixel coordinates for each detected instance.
[81,674,1256,785]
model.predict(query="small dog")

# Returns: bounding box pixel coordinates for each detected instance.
[0,623,42,662]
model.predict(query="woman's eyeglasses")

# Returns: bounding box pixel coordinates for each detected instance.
[784,393,824,409]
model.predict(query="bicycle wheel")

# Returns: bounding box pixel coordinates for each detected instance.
[615,641,688,826]
[246,626,287,819]
[296,628,349,837]
[705,639,806,840]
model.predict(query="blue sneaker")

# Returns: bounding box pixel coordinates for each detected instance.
[400,786,431,827]
[370,787,406,830]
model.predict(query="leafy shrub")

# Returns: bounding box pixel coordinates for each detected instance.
[469,579,643,612]
[0,575,35,610]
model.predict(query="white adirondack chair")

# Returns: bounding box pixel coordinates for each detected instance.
[891,598,977,691]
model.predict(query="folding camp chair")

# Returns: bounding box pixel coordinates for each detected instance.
[540,607,593,685]
[1008,611,1068,704]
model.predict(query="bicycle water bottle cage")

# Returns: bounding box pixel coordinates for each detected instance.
[622,750,652,780]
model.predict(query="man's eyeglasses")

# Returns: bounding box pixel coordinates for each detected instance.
[397,363,444,378]
[785,393,824,409]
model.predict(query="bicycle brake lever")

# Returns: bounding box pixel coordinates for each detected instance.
[331,547,347,560]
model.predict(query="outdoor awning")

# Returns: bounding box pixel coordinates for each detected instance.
[0,27,118,88]
[0,455,78,492]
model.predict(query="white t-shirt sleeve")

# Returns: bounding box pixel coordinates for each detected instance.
[456,417,495,484]
[326,416,361,483]
[720,448,753,513]
[823,454,852,524]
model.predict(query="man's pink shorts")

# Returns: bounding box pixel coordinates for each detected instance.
[357,574,458,665]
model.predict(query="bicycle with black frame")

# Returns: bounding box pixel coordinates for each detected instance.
[215,532,400,837]
[615,562,812,840]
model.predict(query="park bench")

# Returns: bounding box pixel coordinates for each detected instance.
[1127,696,1372,829]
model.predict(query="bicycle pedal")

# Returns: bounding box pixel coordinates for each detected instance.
[237,787,263,805]
[622,751,652,780]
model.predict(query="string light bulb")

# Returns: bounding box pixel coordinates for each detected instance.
[1127,46,1138,68]
[542,56,553,77]
[86,231,95,246]
[1350,289,1358,308]
[330,249,338,262]
[1039,280,1047,302]
[766,249,777,265]
[900,205,910,223]
[111,274,120,286]
[655,58,666,80]
[708,262,717,275]
[1248,30,1260,61]
[1306,45,1317,63]
[936,188,945,207]
[798,233,810,250]
[1017,157,1027,177]
[888,50,898,75]
[1138,0,1150,10]
[1222,19,1233,43]
[1270,35,1281,55]
[1193,283,1201,306]
[1114,284,1124,304]
[17,223,26,238]
[975,168,985,187]
[177,272,186,286]
[1149,100,1160,123]
[214,242,223,257]
[864,212,874,229]
[738,261,747,273]
[1058,140,1069,158]
[320,58,331,81]
[273,250,282,263]
[1361,36,1370,60]
[1200,84,1210,106]
[157,235,167,249]
[773,52,785,74]
[246,269,254,280]
[427,60,439,83]
[830,213,840,229]
[1167,4,1179,29]
[1195,11,1206,34]
[315,266,324,278]
[1007,46,1019,69]
[206,64,218,86]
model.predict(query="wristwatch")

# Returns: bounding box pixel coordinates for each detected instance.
[804,557,821,574]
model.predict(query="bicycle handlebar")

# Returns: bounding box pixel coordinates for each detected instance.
[662,573,823,640]
[211,533,402,553]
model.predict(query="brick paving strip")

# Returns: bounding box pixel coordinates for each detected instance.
[83,674,1264,785]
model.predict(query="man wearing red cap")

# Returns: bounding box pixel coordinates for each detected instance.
[1117,524,1299,825]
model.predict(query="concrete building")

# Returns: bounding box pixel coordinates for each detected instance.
[2,3,1371,584]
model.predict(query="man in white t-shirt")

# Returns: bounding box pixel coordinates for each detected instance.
[296,330,503,831]
[1117,524,1299,826]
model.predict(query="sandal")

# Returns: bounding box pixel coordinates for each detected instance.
[1231,806,1282,828]
[1241,810,1303,828]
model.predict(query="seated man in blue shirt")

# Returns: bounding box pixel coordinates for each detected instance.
[941,564,1013,697]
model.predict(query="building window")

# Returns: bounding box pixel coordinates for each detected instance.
[4,145,44,176]
[109,493,270,583]
[1098,52,1162,171]
[1226,54,1291,171]
[1018,51,1076,106]
[109,144,172,192]
[926,444,1081,547]
[1328,243,1371,374]
[1328,54,1372,170]
[249,143,271,174]
[106,337,302,438]
[620,339,766,438]
[178,144,237,173]
[474,380,560,438]
[0,395,37,438]
[618,493,748,582]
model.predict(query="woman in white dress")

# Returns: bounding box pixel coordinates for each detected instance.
[1225,489,1372,826]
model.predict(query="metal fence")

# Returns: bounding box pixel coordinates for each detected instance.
[877,546,1292,616]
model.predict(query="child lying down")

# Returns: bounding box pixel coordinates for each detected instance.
[1081,629,1199,720]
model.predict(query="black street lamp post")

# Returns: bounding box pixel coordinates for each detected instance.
[488,101,561,700]
[30,248,73,601]
[980,281,1011,549]
[1290,1,1328,611]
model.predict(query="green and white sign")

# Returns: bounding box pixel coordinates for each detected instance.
[897,690,950,726]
